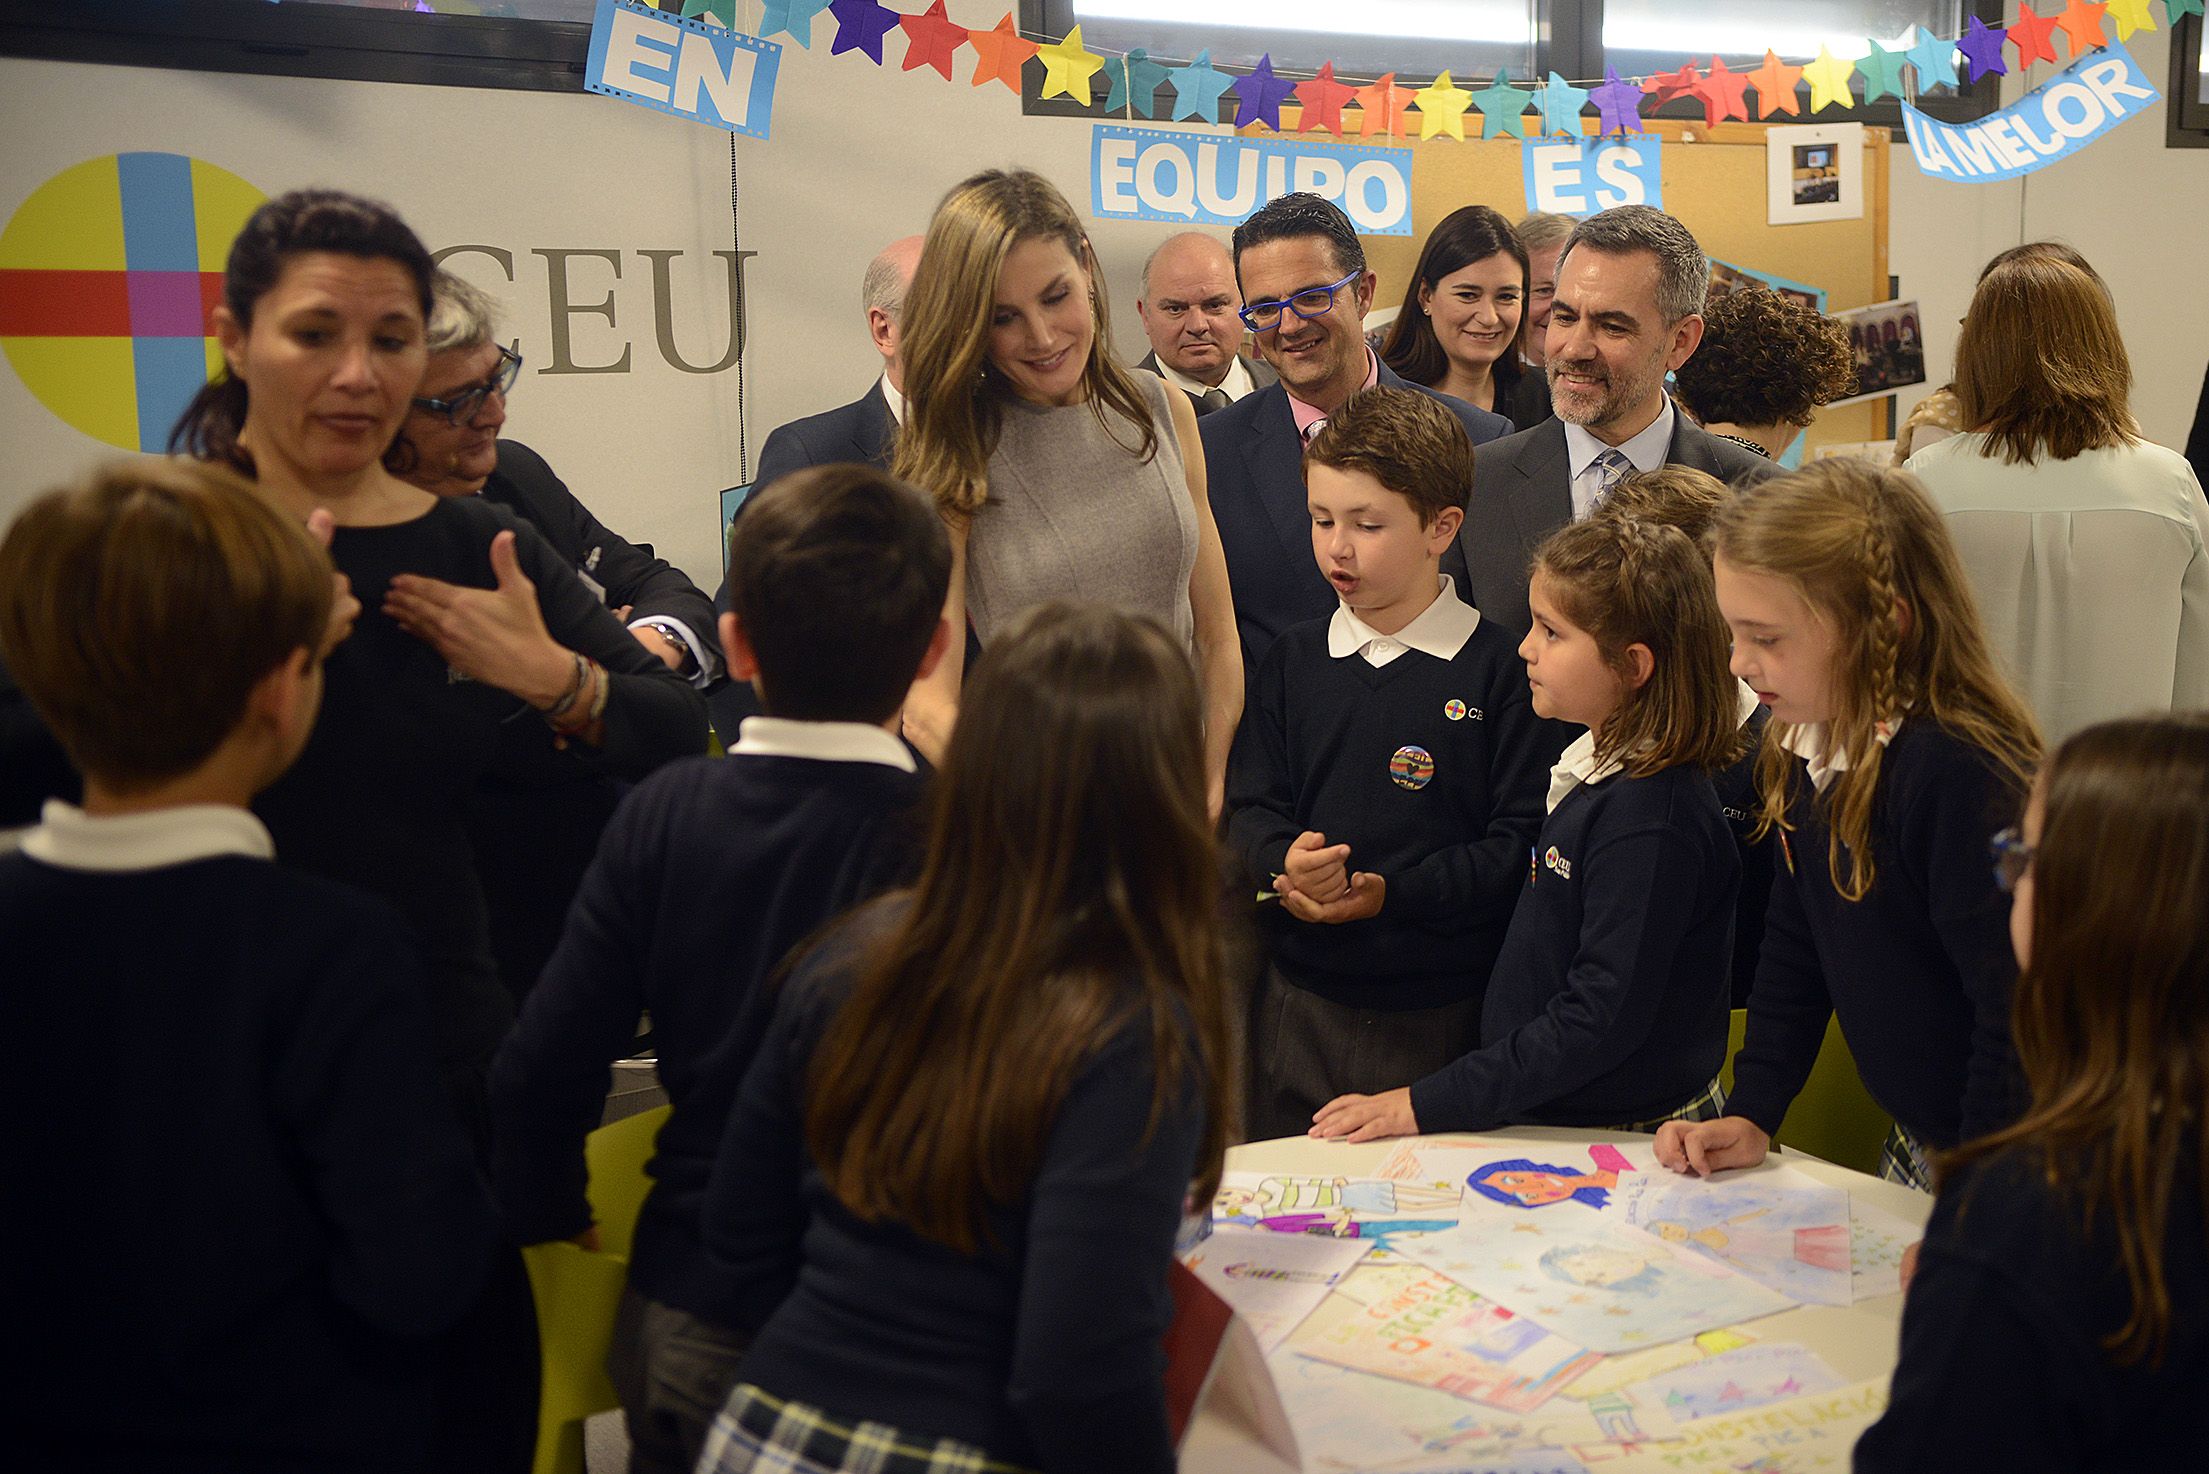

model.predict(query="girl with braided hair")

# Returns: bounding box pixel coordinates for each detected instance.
[1312,516,1744,1141]
[1658,460,2042,1191]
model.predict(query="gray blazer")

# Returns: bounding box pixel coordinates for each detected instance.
[1458,414,1779,634]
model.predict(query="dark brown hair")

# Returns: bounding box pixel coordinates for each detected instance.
[803,602,1232,1252]
[1532,517,1743,777]
[727,465,952,724]
[1955,255,2138,466]
[1947,715,2209,1365]
[1378,205,1530,401]
[0,459,331,791]
[1302,386,1472,529]
[168,188,435,476]
[1671,288,1855,429]
[1595,465,1730,546]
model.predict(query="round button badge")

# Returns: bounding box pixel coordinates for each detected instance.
[1444,699,1467,721]
[1389,745,1435,790]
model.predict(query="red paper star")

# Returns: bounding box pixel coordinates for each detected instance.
[967,12,1037,93]
[2009,3,2062,67]
[1746,50,1804,119]
[1295,60,1358,135]
[898,0,968,80]
[1693,56,1753,126]
[1642,60,1703,105]
[2052,0,2109,56]
[1355,72,1415,138]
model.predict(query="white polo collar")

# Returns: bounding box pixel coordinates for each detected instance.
[731,715,916,773]
[1781,716,1904,792]
[20,800,274,872]
[1328,575,1481,667]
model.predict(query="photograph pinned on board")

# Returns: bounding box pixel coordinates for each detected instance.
[1830,299,1927,405]
[1766,122,1864,225]
[1706,256,1827,314]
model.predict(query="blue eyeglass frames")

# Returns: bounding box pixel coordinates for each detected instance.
[1238,269,1363,333]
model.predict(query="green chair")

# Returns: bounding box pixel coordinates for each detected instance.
[521,1103,671,1474]
[1721,1008,1893,1176]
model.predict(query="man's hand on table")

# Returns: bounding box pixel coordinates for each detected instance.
[1309,1087,1419,1142]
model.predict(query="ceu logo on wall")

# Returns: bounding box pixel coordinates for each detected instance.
[0,153,264,451]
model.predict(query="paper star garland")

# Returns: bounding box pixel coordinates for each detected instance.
[2165,0,2204,25]
[1904,26,1960,91]
[1747,50,1804,119]
[1035,25,1104,103]
[1414,69,1475,141]
[2053,1,2110,55]
[2008,4,2062,67]
[968,13,1037,93]
[1531,71,1591,137]
[1642,61,1704,106]
[2106,0,2159,35]
[679,0,734,27]
[1167,49,1237,124]
[1959,17,2010,81]
[1232,53,1298,131]
[1693,57,1752,126]
[1103,47,1170,117]
[758,0,832,46]
[1857,38,1910,103]
[898,0,967,80]
[1803,45,1857,112]
[1471,69,1532,139]
[1355,73,1415,138]
[827,0,899,65]
[1590,67,1647,134]
[1295,61,1358,135]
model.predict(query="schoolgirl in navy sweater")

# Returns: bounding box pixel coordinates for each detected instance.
[1312,515,1744,1141]
[1659,459,2042,1189]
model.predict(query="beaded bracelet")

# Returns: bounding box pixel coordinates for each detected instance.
[545,657,606,737]
[542,650,591,721]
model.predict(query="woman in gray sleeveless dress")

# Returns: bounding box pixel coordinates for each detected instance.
[892,168,1242,814]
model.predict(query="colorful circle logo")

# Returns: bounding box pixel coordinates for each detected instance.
[1444,698,1467,721]
[1389,744,1435,790]
[0,153,264,452]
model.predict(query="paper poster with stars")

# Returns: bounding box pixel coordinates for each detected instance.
[1617,1340,1845,1424]
[1612,1377,1889,1472]
[1392,1209,1794,1353]
[1606,1164,1855,1306]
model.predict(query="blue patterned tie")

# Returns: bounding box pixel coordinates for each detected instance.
[1590,448,1632,511]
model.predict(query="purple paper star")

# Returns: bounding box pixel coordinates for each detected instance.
[1590,66,1647,134]
[1231,53,1298,131]
[827,0,900,65]
[1958,16,2010,82]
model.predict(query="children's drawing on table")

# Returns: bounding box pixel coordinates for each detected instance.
[1467,1144,1641,1211]
[1618,1341,1845,1425]
[1214,1173,1461,1222]
[1608,1168,1854,1306]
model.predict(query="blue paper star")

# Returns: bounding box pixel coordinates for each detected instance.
[1589,66,1647,135]
[758,0,833,47]
[1231,53,1298,131]
[1958,16,2009,82]
[1104,47,1172,118]
[1904,26,1959,92]
[1857,37,1911,103]
[827,0,899,64]
[1530,71,1590,137]
[1470,68,1532,140]
[1167,49,1238,125]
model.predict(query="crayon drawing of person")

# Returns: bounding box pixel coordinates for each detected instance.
[1538,1243,1665,1297]
[1647,1209,1851,1272]
[1467,1159,1620,1210]
[1213,1175,1456,1224]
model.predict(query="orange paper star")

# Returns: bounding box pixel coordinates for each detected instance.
[1694,56,1753,126]
[1747,50,1804,120]
[2053,1,2110,56]
[2008,3,2062,67]
[968,12,1037,93]
[1295,61,1358,135]
[1355,72,1415,138]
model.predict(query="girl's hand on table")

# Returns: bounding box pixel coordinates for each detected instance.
[1654,1115,1771,1175]
[1310,1087,1419,1142]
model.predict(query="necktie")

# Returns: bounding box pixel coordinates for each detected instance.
[1198,388,1230,415]
[1302,417,1328,446]
[1588,448,1631,512]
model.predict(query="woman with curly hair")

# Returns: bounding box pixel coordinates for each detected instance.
[1670,288,1855,460]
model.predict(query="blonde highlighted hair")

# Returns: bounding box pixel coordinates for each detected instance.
[892,168,1158,516]
[1711,459,2041,899]
[1532,516,1742,778]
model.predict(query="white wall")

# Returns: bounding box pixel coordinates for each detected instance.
[3,9,2203,588]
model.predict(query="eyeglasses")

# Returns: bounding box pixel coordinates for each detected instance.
[1989,826,2036,894]
[412,343,521,426]
[1238,269,1363,333]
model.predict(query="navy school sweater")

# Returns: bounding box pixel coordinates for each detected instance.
[1225,615,1549,1010]
[487,748,926,1323]
[1724,721,2026,1150]
[1407,762,1739,1132]
[1713,703,1778,1008]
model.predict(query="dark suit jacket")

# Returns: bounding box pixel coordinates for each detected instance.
[1136,350,1278,417]
[1201,361,1513,675]
[1458,414,1780,635]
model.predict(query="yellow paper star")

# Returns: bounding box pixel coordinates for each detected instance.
[1035,24,1105,104]
[2106,0,2157,39]
[1802,45,1858,113]
[1413,68,1474,140]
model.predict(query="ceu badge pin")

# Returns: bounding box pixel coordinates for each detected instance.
[1389,744,1435,790]
[1444,698,1467,720]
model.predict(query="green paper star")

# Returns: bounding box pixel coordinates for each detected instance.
[1470,68,1532,139]
[2165,0,2204,21]
[680,0,735,27]
[1857,37,1911,103]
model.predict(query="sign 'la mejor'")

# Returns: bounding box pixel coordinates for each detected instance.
[1901,48,2160,184]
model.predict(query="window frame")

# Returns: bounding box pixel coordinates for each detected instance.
[2169,11,2209,150]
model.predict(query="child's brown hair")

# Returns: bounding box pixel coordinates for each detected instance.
[1303,386,1473,529]
[0,459,331,792]
[1531,516,1742,777]
[1595,465,1730,546]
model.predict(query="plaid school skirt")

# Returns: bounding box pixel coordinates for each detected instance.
[1607,1075,1728,1134]
[1879,1121,1935,1192]
[698,1385,1040,1474]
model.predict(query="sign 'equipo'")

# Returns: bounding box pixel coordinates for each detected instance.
[1903,49,2159,184]
[1090,126,1415,235]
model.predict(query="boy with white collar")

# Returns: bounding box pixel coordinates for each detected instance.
[488,464,952,1474]
[1227,387,1548,1143]
[0,460,493,1466]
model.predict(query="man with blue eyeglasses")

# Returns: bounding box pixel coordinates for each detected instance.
[1201,193,1511,677]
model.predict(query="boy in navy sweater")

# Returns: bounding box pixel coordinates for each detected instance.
[0,461,493,1470]
[1228,388,1548,1142]
[488,464,952,1474]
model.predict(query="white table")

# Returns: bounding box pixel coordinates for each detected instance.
[1183,1127,1933,1473]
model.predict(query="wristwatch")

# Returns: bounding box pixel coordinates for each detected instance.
[637,618,698,677]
